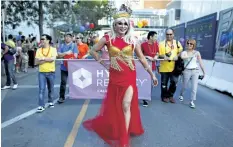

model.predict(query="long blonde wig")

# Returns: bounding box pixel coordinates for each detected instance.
[109,17,137,49]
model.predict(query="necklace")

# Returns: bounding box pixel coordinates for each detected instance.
[42,46,50,57]
[165,40,174,50]
[147,41,156,54]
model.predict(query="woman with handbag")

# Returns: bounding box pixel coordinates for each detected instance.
[1,34,18,90]
[179,39,205,108]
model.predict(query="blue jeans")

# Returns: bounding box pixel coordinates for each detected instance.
[4,59,17,86]
[38,72,55,107]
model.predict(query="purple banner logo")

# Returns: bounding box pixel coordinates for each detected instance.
[68,60,151,100]
[72,68,93,89]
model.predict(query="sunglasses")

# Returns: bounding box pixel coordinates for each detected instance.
[40,38,46,40]
[117,22,128,26]
[187,42,194,45]
[166,34,173,36]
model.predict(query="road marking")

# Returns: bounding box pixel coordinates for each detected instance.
[1,89,9,102]
[64,99,90,147]
[1,85,69,103]
[197,108,233,135]
[196,108,207,116]
[16,84,69,88]
[1,98,59,129]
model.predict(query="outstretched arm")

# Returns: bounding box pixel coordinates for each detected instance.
[90,37,108,68]
[197,52,205,76]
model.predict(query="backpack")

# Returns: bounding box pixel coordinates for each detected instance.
[7,47,17,55]
[5,40,17,55]
[172,40,184,76]
[173,56,184,76]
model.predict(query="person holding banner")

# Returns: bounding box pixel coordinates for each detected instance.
[57,33,78,104]
[82,4,158,147]
[141,31,159,107]
[35,34,57,112]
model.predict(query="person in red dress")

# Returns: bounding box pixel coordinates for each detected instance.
[82,4,158,147]
[141,31,159,107]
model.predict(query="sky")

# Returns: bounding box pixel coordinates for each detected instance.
[5,0,128,39]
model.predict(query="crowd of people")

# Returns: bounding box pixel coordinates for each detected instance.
[0,31,101,90]
[1,4,206,147]
[1,33,38,90]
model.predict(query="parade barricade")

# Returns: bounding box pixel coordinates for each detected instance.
[64,59,152,100]
[200,60,233,96]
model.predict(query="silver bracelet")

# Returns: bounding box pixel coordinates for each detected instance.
[144,65,151,71]
[97,58,103,63]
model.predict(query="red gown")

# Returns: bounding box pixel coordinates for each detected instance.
[83,35,144,147]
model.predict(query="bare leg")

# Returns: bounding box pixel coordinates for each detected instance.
[122,86,134,132]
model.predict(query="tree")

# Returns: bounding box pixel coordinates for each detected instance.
[72,0,116,25]
[1,0,117,36]
[1,0,52,37]
[48,0,117,32]
[47,1,72,28]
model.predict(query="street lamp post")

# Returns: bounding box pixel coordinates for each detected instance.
[2,7,6,42]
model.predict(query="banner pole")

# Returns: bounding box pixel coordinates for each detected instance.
[55,59,165,61]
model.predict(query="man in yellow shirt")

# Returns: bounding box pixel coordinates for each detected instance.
[35,34,57,112]
[159,29,183,103]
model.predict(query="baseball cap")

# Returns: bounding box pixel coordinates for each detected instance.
[65,33,73,37]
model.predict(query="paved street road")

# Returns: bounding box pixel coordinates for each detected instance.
[1,67,233,147]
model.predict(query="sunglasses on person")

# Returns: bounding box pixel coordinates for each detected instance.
[117,22,128,26]
[187,42,194,45]
[40,38,46,40]
[166,34,173,36]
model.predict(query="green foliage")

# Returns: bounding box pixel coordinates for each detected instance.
[72,0,116,25]
[1,0,116,35]
[2,1,50,28]
[47,1,72,27]
[49,0,116,33]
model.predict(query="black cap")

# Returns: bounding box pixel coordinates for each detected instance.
[65,33,73,37]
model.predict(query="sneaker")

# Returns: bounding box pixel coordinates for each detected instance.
[48,103,54,108]
[190,101,195,108]
[12,84,18,90]
[142,100,148,107]
[179,96,184,101]
[57,98,65,104]
[1,85,11,90]
[37,106,45,112]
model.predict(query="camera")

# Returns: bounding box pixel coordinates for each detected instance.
[165,52,171,57]
[198,75,204,80]
[158,55,165,59]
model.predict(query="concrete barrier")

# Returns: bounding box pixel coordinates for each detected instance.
[199,60,233,96]
[198,60,215,86]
